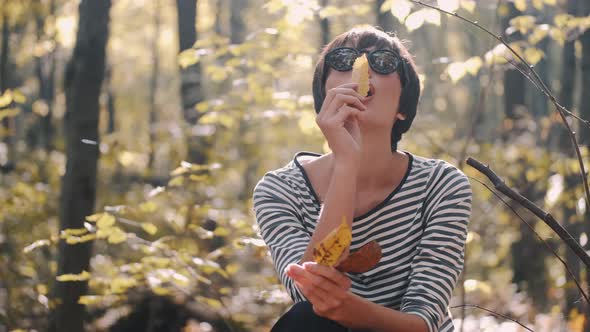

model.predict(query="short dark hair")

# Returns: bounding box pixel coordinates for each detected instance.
[312,26,421,152]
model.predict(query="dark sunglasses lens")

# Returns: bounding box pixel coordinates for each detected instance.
[370,51,399,74]
[327,49,357,71]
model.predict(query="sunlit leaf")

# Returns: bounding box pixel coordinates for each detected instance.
[107,227,127,244]
[532,0,543,10]
[524,47,544,65]
[498,3,510,17]
[405,10,425,31]
[139,201,157,213]
[0,108,21,121]
[78,295,101,305]
[464,56,482,75]
[460,0,475,13]
[446,62,467,83]
[514,0,527,12]
[528,25,549,45]
[110,277,137,293]
[86,213,103,222]
[56,270,91,282]
[97,213,116,229]
[197,296,223,310]
[61,228,88,237]
[554,14,572,28]
[549,27,566,46]
[543,0,556,4]
[0,90,12,107]
[436,0,459,12]
[509,15,536,35]
[142,223,158,235]
[178,49,200,68]
[380,0,392,13]
[213,227,231,237]
[391,0,412,22]
[23,239,51,253]
[352,54,369,97]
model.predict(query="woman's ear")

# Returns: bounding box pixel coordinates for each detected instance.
[396,113,406,120]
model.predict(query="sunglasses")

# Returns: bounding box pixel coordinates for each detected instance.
[325,47,405,81]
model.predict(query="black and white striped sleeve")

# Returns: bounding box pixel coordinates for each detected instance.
[400,167,472,332]
[252,173,309,302]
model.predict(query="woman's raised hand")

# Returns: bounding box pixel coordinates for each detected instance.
[316,83,366,164]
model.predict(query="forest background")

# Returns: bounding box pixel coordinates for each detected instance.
[0,0,589,331]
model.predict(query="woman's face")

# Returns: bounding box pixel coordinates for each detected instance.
[324,46,404,130]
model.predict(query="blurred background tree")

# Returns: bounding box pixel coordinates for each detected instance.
[0,0,589,331]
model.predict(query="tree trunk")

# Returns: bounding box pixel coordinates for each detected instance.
[176,0,206,164]
[0,10,15,168]
[502,2,549,313]
[34,0,56,152]
[105,62,115,134]
[51,1,112,332]
[148,0,161,170]
[319,0,330,48]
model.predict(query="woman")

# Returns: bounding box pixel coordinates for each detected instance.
[253,26,472,332]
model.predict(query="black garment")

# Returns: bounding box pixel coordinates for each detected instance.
[270,301,349,332]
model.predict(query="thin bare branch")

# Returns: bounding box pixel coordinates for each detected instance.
[466,157,590,271]
[451,304,535,332]
[468,176,590,305]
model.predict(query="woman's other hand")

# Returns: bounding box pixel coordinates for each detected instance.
[316,83,366,164]
[285,262,353,324]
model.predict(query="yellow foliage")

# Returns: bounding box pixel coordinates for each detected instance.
[0,108,21,121]
[524,47,544,65]
[514,0,527,12]
[460,0,475,13]
[509,15,536,35]
[107,227,127,244]
[352,54,369,97]
[532,0,543,10]
[313,217,352,266]
[110,277,137,293]
[390,0,412,23]
[141,222,158,235]
[97,213,116,229]
[528,25,549,45]
[436,0,459,12]
[56,270,91,282]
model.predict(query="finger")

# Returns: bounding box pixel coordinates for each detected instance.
[332,105,362,125]
[329,94,366,115]
[288,264,342,294]
[302,262,352,289]
[322,86,364,113]
[294,278,341,313]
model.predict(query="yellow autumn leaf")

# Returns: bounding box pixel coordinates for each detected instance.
[405,10,426,31]
[524,48,544,65]
[464,56,483,76]
[110,277,137,293]
[390,0,412,22]
[142,222,158,235]
[61,228,88,237]
[543,0,556,4]
[97,213,116,229]
[550,27,566,46]
[352,54,369,97]
[0,108,21,121]
[460,0,476,13]
[85,213,103,222]
[0,90,12,108]
[107,227,127,244]
[532,0,543,10]
[510,15,536,35]
[56,270,91,282]
[313,217,352,266]
[437,0,459,12]
[528,25,549,45]
[78,295,101,305]
[554,14,572,28]
[514,0,527,12]
[446,62,467,83]
[12,90,26,104]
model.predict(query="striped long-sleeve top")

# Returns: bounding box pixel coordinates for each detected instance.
[252,151,472,332]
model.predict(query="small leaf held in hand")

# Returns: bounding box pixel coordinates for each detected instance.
[313,217,352,266]
[352,54,370,97]
[336,240,382,273]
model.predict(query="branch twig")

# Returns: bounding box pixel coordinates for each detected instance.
[451,304,535,332]
[466,157,590,271]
